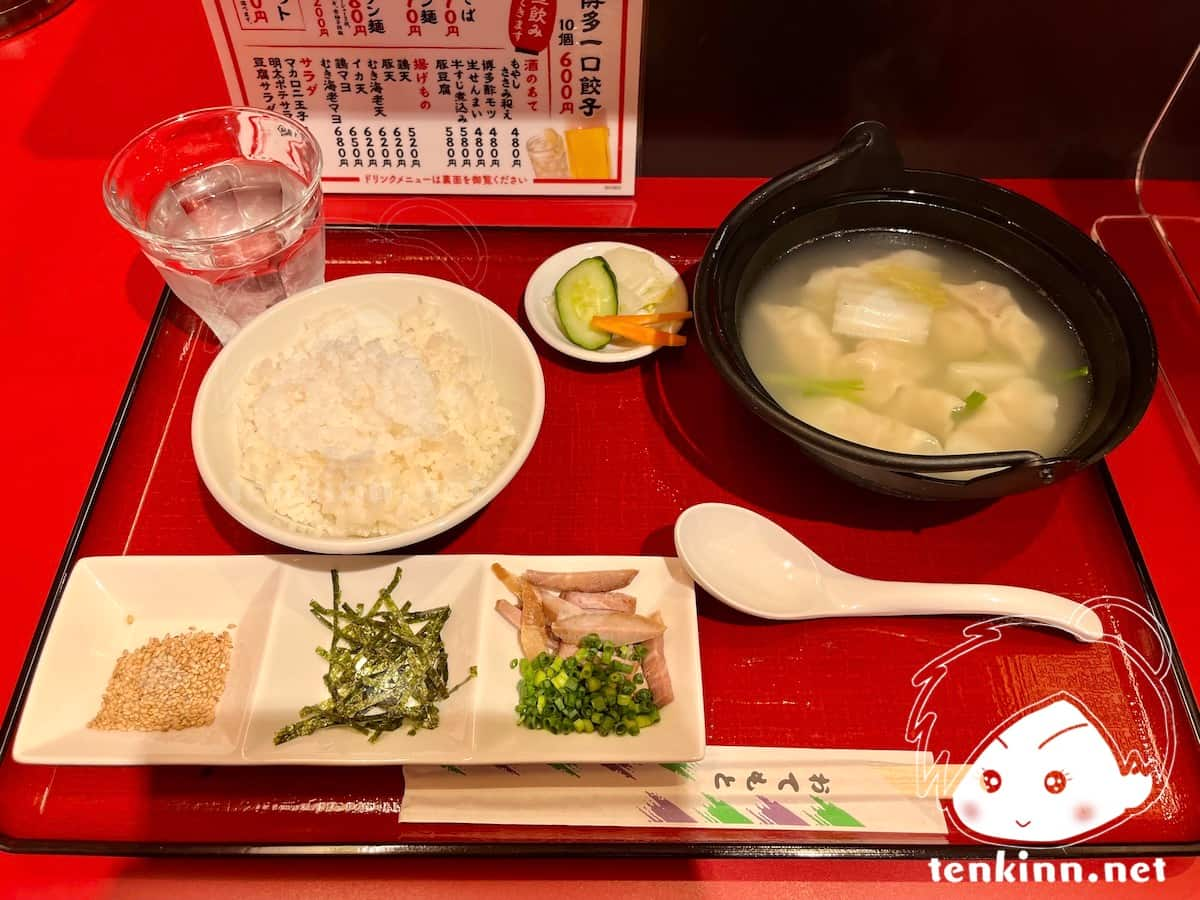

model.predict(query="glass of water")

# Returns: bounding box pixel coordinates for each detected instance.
[104,107,325,343]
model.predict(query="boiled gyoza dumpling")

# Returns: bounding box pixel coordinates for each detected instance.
[990,377,1059,436]
[784,395,943,454]
[866,249,942,272]
[798,266,859,319]
[947,281,1046,369]
[945,360,1028,397]
[746,304,841,378]
[833,339,935,409]
[929,304,988,360]
[889,384,964,442]
[944,401,1026,455]
[944,381,1059,456]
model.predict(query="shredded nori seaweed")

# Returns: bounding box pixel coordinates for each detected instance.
[273,568,477,745]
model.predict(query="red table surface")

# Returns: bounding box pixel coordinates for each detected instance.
[6,0,1200,894]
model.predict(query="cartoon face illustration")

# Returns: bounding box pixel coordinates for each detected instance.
[949,697,1153,844]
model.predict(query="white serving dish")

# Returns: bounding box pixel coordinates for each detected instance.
[14,555,705,766]
[523,241,689,363]
[191,273,545,554]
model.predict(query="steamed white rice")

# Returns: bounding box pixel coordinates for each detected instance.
[236,301,516,536]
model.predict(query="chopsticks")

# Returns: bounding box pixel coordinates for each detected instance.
[873,763,971,799]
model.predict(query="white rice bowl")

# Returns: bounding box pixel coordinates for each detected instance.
[192,274,545,553]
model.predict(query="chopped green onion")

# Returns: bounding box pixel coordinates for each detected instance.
[764,375,866,401]
[1057,365,1090,382]
[511,632,660,737]
[800,378,866,398]
[952,390,987,423]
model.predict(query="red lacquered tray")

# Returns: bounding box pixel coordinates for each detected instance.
[2,225,1198,857]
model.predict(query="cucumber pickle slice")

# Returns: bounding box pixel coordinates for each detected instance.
[554,256,619,350]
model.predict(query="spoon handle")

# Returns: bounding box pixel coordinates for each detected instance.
[828,577,1104,642]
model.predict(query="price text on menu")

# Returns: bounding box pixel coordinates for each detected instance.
[201,0,644,195]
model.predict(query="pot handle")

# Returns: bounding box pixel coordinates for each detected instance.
[772,121,905,199]
[886,453,1077,487]
[880,449,1043,473]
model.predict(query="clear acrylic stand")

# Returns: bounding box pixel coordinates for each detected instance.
[1093,43,1200,458]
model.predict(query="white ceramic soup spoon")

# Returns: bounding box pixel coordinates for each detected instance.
[673,503,1103,642]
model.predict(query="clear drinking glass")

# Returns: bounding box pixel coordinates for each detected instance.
[0,0,73,38]
[104,107,325,343]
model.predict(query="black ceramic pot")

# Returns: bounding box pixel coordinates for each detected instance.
[693,122,1157,500]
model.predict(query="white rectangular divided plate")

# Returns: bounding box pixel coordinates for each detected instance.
[14,555,704,766]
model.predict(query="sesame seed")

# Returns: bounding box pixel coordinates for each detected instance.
[88,630,233,732]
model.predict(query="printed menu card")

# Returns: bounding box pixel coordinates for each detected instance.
[201,0,644,195]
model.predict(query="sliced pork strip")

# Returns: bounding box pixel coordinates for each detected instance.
[523,569,638,593]
[492,562,584,622]
[541,591,585,623]
[517,578,549,660]
[560,591,636,613]
[495,598,521,629]
[641,611,674,707]
[492,563,527,599]
[550,611,665,645]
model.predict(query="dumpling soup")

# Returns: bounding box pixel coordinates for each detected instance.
[740,232,1091,471]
